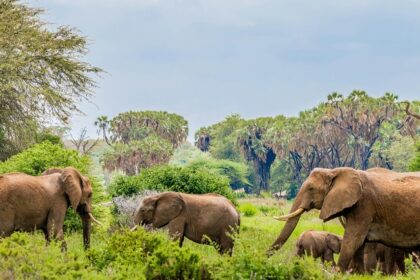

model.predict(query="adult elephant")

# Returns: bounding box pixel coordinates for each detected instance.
[132,191,240,255]
[268,167,420,272]
[0,167,100,249]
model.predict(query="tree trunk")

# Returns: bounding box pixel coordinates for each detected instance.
[254,149,276,193]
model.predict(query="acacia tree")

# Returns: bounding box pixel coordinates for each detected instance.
[0,0,101,158]
[98,111,188,175]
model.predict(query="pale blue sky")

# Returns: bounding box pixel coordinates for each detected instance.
[29,0,420,141]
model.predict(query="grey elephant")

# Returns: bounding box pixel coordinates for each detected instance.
[295,230,342,265]
[132,191,240,255]
[0,167,101,249]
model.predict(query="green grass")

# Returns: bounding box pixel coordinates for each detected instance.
[0,198,418,279]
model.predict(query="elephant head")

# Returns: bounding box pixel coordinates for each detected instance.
[43,167,101,249]
[269,167,361,252]
[326,233,342,254]
[133,192,184,229]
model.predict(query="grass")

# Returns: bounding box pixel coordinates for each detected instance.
[0,198,418,279]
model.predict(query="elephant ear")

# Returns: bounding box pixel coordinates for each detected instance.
[153,192,184,228]
[326,234,341,253]
[319,168,362,221]
[61,167,83,212]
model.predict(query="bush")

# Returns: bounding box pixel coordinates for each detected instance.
[0,232,101,279]
[0,141,108,232]
[186,158,252,191]
[239,203,258,217]
[0,141,90,175]
[108,165,235,201]
[88,228,207,279]
[409,141,420,171]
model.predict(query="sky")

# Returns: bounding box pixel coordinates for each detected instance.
[29,0,420,142]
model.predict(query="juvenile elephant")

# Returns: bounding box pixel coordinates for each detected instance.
[0,167,100,249]
[132,191,240,254]
[295,230,341,265]
[268,167,420,273]
[363,243,405,275]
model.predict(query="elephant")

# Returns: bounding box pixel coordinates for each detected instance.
[268,167,420,273]
[295,230,342,265]
[363,243,405,275]
[131,191,240,255]
[0,167,100,249]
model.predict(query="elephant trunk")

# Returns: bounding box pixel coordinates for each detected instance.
[81,214,91,249]
[268,194,304,254]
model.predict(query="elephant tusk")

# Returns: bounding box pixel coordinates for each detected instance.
[88,213,103,226]
[130,225,138,232]
[273,207,305,221]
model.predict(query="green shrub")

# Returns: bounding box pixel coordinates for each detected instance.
[0,141,108,232]
[0,232,101,279]
[0,141,90,175]
[239,203,258,217]
[108,165,235,201]
[88,228,207,279]
[187,158,252,191]
[409,141,420,171]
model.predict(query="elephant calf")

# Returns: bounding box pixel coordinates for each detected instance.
[295,230,342,265]
[132,191,240,255]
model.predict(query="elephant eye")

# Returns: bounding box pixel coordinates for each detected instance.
[88,193,92,198]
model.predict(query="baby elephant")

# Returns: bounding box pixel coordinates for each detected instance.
[296,230,342,265]
[132,191,240,255]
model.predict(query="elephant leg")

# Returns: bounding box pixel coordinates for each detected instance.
[337,216,370,273]
[364,243,378,273]
[219,233,234,256]
[0,210,14,237]
[46,210,66,250]
[323,249,335,266]
[167,217,185,247]
[395,249,405,274]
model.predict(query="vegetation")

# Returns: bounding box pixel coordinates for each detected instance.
[98,111,188,175]
[108,165,235,201]
[409,141,420,171]
[196,92,419,195]
[1,199,418,279]
[0,0,100,159]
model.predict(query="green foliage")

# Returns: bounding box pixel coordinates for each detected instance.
[195,114,245,161]
[0,233,101,279]
[0,0,101,157]
[108,165,235,201]
[100,111,188,175]
[0,141,90,175]
[239,203,258,217]
[0,141,108,232]
[187,157,252,191]
[88,228,206,279]
[0,199,418,279]
[409,141,420,171]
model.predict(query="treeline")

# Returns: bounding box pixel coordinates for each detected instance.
[195,91,419,195]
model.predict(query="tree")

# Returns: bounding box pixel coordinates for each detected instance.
[237,117,281,193]
[0,0,101,158]
[99,111,188,175]
[70,127,99,155]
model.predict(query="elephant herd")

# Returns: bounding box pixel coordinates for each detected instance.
[0,166,419,275]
